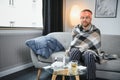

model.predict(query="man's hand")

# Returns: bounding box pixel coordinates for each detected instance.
[65,47,71,56]
[65,49,69,56]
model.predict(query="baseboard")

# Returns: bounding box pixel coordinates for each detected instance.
[0,62,33,77]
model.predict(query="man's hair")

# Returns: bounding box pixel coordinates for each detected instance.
[81,9,92,14]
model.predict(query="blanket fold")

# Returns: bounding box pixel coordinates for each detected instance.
[71,24,101,54]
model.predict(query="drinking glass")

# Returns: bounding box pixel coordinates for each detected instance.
[69,60,78,75]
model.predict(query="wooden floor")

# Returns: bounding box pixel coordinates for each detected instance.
[0,67,108,80]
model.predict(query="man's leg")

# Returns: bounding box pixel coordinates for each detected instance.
[69,47,82,64]
[69,48,82,80]
[82,50,96,80]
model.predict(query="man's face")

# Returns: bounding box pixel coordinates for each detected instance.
[80,11,92,27]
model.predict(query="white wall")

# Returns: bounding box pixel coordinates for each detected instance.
[64,0,120,35]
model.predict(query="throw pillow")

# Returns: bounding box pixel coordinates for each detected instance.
[25,35,65,59]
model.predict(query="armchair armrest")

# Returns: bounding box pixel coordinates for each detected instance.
[30,49,39,68]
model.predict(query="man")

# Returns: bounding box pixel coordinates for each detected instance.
[67,9,101,80]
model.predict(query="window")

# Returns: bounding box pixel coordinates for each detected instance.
[0,0,43,28]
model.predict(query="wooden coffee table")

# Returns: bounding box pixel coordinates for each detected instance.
[43,64,86,80]
[51,68,80,80]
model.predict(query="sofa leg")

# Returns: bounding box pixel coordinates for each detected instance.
[37,68,41,80]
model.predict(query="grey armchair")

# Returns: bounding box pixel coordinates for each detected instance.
[29,32,72,80]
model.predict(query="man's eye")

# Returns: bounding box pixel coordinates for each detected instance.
[80,17,90,19]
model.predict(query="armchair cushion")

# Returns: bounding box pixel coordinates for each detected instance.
[37,51,69,63]
[26,35,65,59]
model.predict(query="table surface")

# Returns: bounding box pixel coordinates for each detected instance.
[43,61,87,76]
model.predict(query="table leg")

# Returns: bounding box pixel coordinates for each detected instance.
[62,76,65,80]
[75,75,80,80]
[52,72,57,80]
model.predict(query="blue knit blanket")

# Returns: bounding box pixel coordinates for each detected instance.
[26,35,65,59]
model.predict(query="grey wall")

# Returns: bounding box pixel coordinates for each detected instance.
[64,0,120,35]
[0,30,42,77]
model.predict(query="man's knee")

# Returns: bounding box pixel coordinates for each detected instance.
[83,50,95,56]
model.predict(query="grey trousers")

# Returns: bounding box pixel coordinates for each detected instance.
[69,48,96,80]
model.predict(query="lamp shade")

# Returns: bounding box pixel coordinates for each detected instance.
[70,5,80,26]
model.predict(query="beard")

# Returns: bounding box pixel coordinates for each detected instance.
[81,21,91,27]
